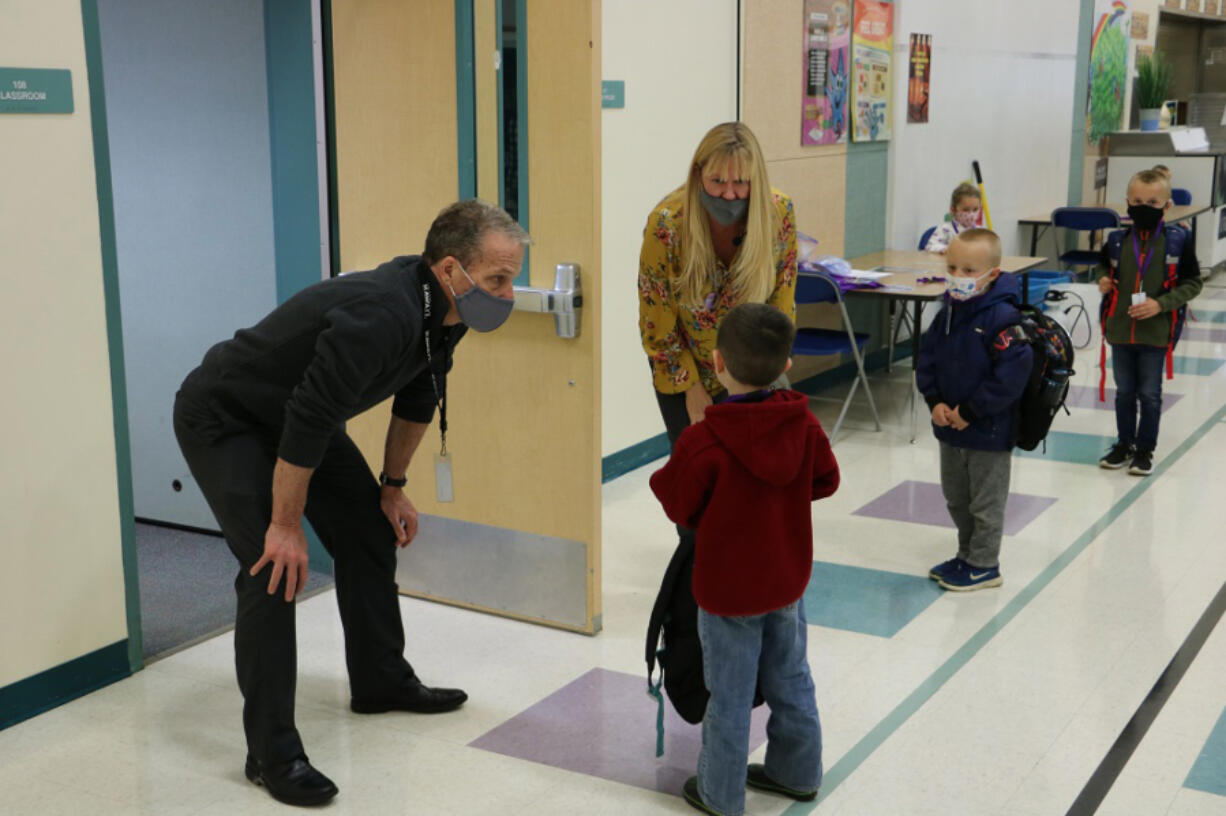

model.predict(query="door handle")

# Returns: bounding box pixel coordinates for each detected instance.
[513,263,582,339]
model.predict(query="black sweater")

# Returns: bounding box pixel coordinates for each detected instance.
[177,256,464,468]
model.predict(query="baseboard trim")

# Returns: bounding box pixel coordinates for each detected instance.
[0,640,131,731]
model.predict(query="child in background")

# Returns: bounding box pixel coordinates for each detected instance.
[1096,169,1202,476]
[924,182,982,254]
[917,229,1032,592]
[650,303,839,816]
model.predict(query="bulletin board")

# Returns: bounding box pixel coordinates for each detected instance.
[800,0,851,145]
[851,0,893,142]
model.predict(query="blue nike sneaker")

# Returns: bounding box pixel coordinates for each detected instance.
[928,557,964,582]
[938,563,1002,591]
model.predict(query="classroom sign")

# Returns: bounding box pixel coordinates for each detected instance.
[851,0,892,142]
[0,68,73,114]
[1087,0,1130,144]
[800,0,851,146]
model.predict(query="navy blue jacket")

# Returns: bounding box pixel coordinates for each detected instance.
[916,274,1033,452]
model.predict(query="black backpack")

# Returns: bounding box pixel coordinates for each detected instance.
[645,536,764,756]
[991,304,1075,452]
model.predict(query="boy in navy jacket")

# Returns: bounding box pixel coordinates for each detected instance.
[916,229,1032,592]
[651,303,839,816]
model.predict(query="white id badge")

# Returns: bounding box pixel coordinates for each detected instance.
[1132,292,1148,306]
[434,452,454,502]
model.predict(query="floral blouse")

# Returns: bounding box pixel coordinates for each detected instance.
[637,187,798,397]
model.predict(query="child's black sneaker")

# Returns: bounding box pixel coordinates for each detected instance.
[745,763,818,801]
[1099,442,1133,469]
[682,777,720,815]
[1129,449,1154,476]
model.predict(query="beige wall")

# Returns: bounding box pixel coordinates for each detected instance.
[600,0,738,456]
[0,0,130,686]
[742,0,848,384]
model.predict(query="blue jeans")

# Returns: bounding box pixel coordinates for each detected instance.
[697,600,822,816]
[1112,344,1165,452]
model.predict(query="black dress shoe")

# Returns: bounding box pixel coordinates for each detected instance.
[350,677,468,714]
[244,754,338,806]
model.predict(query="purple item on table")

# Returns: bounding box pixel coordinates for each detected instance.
[916,276,946,284]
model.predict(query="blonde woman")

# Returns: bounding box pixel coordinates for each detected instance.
[638,121,798,444]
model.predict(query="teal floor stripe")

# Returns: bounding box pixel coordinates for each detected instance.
[1184,704,1226,797]
[1017,430,1116,465]
[1171,356,1225,376]
[786,400,1226,812]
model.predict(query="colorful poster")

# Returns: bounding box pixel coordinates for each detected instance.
[851,0,893,142]
[800,0,851,146]
[1087,0,1130,144]
[907,33,931,124]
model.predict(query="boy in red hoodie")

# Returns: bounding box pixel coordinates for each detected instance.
[650,303,840,816]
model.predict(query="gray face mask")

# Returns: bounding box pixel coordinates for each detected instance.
[699,189,749,227]
[448,260,514,332]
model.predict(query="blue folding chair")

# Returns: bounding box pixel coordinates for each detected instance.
[1050,206,1120,279]
[918,225,937,250]
[1172,187,1192,205]
[793,269,881,441]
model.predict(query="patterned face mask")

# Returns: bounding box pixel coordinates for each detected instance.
[946,270,991,301]
[954,209,980,230]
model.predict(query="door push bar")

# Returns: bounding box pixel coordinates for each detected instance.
[512,263,582,339]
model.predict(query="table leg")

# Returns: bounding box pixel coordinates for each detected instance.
[886,300,895,374]
[910,300,921,443]
[1030,224,1039,256]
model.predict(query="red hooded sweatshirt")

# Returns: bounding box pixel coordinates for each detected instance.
[649,390,840,617]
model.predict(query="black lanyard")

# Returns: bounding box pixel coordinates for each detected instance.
[421,282,450,454]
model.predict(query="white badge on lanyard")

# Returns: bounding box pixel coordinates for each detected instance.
[434,452,454,503]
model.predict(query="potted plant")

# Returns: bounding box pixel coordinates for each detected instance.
[1135,51,1173,131]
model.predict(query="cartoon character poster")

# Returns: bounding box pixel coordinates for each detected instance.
[851,0,892,142]
[1087,0,1129,144]
[800,0,851,146]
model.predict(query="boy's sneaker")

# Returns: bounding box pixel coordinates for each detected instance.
[745,764,818,802]
[1099,442,1133,469]
[938,564,1002,592]
[682,777,720,815]
[1129,449,1154,476]
[928,557,964,582]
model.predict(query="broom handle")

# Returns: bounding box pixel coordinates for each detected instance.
[973,160,994,230]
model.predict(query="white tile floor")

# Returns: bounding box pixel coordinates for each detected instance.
[3,281,1225,815]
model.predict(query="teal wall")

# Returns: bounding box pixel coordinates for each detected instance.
[843,141,891,258]
[264,0,331,573]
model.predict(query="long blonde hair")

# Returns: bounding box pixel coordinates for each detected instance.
[678,122,780,307]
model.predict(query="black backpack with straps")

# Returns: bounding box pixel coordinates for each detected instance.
[991,303,1076,451]
[644,536,764,755]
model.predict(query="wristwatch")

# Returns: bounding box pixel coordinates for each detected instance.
[379,472,408,488]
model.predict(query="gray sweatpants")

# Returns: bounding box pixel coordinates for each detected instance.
[938,442,1012,569]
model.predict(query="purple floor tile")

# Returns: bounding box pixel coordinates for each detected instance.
[1065,384,1182,413]
[469,668,769,794]
[852,480,1056,537]
[1182,326,1226,343]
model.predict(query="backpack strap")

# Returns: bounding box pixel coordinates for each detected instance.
[1099,230,1129,402]
[1161,224,1187,382]
[644,536,694,757]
